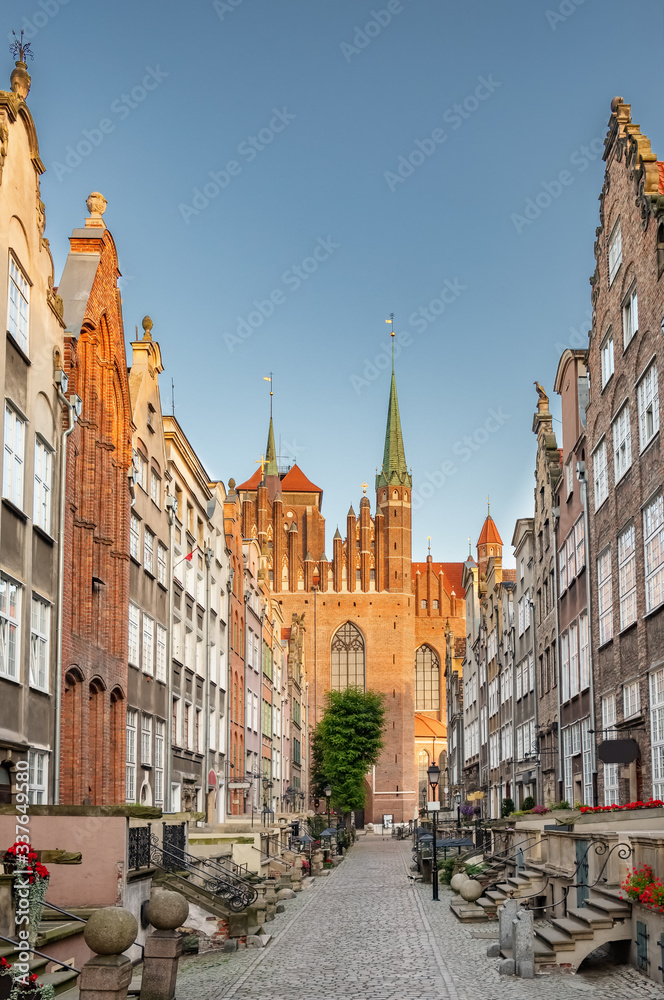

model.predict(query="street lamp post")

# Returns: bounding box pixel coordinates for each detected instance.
[427,763,440,902]
[324,783,332,828]
[455,791,462,830]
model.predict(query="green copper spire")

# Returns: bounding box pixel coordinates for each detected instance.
[375,369,412,490]
[265,417,278,477]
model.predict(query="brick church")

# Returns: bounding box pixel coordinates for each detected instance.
[236,355,465,823]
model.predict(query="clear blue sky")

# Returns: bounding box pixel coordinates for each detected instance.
[11,0,664,563]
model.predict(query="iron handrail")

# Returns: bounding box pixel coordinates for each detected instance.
[249,844,293,869]
[477,837,546,884]
[0,932,81,974]
[149,836,258,911]
[41,901,86,923]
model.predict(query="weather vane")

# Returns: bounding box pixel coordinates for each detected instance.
[10,31,33,63]
[263,373,273,419]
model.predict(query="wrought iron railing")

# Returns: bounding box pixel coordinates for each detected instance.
[149,835,258,911]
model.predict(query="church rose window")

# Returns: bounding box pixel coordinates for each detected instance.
[330,622,365,692]
[415,645,440,711]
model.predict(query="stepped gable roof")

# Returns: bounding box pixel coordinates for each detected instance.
[415,714,447,739]
[477,515,503,547]
[280,464,322,494]
[411,562,465,598]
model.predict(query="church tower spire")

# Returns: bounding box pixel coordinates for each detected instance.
[375,317,412,592]
[265,417,278,477]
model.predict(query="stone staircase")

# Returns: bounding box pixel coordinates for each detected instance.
[495,884,633,972]
[0,918,82,996]
[153,868,234,919]
[475,866,549,919]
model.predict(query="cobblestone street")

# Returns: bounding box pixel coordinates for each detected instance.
[177,837,664,1000]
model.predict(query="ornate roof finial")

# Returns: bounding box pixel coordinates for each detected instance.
[361,482,368,496]
[468,536,472,557]
[142,316,153,340]
[85,192,107,228]
[487,495,490,516]
[427,536,431,555]
[9,31,32,100]
[385,312,395,371]
[263,373,273,419]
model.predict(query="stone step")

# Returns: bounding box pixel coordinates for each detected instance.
[506,875,531,888]
[41,968,80,995]
[534,924,576,952]
[500,938,556,961]
[550,916,595,940]
[485,889,508,903]
[567,905,613,929]
[586,895,630,918]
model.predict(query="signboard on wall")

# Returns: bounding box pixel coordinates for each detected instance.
[597,739,639,764]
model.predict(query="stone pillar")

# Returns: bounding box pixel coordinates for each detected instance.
[514,909,535,979]
[140,890,189,1000]
[263,878,278,921]
[78,907,138,1000]
[497,899,518,975]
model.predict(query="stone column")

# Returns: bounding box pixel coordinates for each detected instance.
[140,890,189,1000]
[263,878,278,921]
[496,899,518,974]
[514,909,535,979]
[78,907,138,1000]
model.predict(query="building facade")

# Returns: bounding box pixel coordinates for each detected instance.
[511,518,536,808]
[586,97,664,804]
[0,58,66,804]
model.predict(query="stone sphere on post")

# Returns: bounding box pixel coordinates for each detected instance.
[450,872,469,894]
[459,879,483,902]
[84,907,138,956]
[145,889,189,930]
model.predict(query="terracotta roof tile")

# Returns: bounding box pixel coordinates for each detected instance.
[411,561,466,599]
[478,515,503,547]
[280,464,322,494]
[236,468,262,491]
[659,162,664,194]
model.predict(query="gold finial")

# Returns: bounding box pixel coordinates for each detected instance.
[385,313,395,337]
[263,373,273,419]
[10,31,32,99]
[142,315,153,340]
[427,536,431,555]
[361,482,368,496]
[487,495,490,516]
[255,454,266,477]
[468,536,472,556]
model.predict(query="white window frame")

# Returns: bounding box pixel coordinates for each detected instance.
[144,528,154,575]
[600,331,614,388]
[561,631,570,703]
[569,623,579,698]
[575,516,585,572]
[592,438,608,510]
[150,468,160,507]
[33,436,53,533]
[28,749,47,805]
[141,714,152,765]
[154,720,164,806]
[644,493,664,613]
[8,254,30,352]
[0,574,21,681]
[597,548,613,646]
[128,603,140,667]
[618,524,637,629]
[623,679,640,720]
[622,284,638,349]
[637,362,659,452]
[579,613,589,691]
[29,596,50,692]
[608,220,622,286]
[559,545,567,593]
[156,623,167,683]
[3,404,25,509]
[130,513,140,561]
[157,543,168,586]
[126,708,137,803]
[566,532,576,581]
[142,613,154,676]
[612,403,632,482]
[650,667,664,800]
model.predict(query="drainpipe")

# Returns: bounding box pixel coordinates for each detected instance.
[578,465,597,805]
[53,389,80,805]
[304,681,309,809]
[164,496,176,813]
[204,544,213,822]
[552,512,564,800]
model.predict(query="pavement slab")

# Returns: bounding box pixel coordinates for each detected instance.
[174,836,664,1000]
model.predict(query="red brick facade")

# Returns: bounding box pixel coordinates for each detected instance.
[59,210,132,805]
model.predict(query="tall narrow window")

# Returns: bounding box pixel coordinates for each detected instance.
[644,494,664,613]
[28,750,47,805]
[33,437,52,532]
[154,720,164,806]
[579,614,589,691]
[126,709,137,803]
[600,332,614,388]
[637,363,659,451]
[157,543,168,586]
[592,439,608,510]
[569,623,579,698]
[612,404,632,482]
[0,575,21,680]
[141,714,152,764]
[561,631,570,703]
[622,285,638,348]
[150,468,160,507]
[130,513,140,561]
[155,624,167,682]
[8,256,29,352]
[3,405,25,508]
[650,668,664,800]
[128,604,140,666]
[144,529,154,575]
[30,596,49,691]
[602,694,619,805]
[330,622,365,692]
[575,517,585,571]
[618,524,637,629]
[608,221,622,285]
[623,679,640,719]
[415,645,440,711]
[597,548,613,645]
[142,613,154,676]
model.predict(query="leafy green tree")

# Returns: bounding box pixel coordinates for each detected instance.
[314,688,386,819]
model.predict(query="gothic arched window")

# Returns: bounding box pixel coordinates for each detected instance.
[330,622,365,692]
[415,645,440,711]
